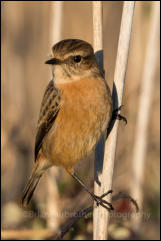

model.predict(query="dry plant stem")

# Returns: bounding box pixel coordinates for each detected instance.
[50,1,63,46]
[46,1,63,230]
[93,1,135,240]
[92,1,104,69]
[92,2,105,239]
[131,1,160,230]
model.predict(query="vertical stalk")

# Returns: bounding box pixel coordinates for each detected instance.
[46,1,63,231]
[131,1,160,230]
[93,2,135,239]
[92,2,104,238]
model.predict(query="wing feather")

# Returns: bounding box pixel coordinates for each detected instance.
[34,80,61,160]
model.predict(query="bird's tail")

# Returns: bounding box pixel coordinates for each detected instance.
[22,163,43,207]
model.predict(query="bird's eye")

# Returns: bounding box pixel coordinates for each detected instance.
[73,55,82,63]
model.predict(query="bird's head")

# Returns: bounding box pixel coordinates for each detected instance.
[45,39,102,84]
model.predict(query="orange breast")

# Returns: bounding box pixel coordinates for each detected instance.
[43,76,112,170]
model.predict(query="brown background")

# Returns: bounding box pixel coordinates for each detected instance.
[1,1,160,240]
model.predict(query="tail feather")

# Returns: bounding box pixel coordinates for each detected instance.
[22,164,42,207]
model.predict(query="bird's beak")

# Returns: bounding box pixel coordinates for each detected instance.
[45,58,60,65]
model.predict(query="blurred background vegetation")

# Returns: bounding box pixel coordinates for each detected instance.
[1,1,160,240]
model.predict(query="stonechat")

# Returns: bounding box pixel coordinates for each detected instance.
[22,39,113,210]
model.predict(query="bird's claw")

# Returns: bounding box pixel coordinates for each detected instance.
[93,190,114,211]
[112,105,127,125]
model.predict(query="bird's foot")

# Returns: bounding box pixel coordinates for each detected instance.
[112,105,127,125]
[92,190,114,211]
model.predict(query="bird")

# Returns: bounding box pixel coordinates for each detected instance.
[22,39,113,211]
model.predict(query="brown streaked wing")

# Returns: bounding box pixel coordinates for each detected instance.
[34,80,61,161]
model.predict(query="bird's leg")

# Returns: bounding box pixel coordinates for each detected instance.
[112,105,127,125]
[71,172,114,211]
